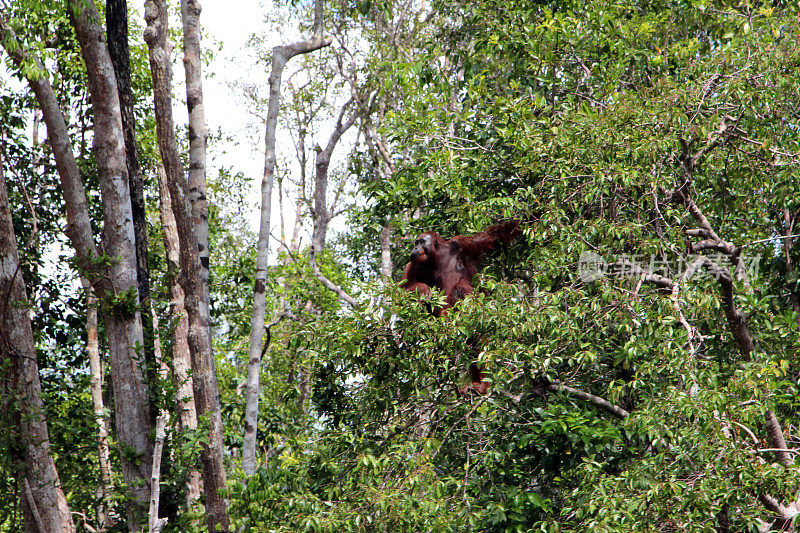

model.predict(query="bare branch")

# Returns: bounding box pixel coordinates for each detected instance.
[308,246,358,307]
[611,258,674,292]
[546,381,630,420]
[731,420,761,446]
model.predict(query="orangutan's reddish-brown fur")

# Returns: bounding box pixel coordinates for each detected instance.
[401,220,520,395]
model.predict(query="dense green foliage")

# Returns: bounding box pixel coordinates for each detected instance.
[2,0,799,531]
[235,1,800,531]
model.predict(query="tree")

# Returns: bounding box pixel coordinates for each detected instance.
[230,0,800,530]
[156,163,202,506]
[1,5,155,523]
[0,158,74,533]
[2,0,799,530]
[107,0,154,389]
[143,0,229,528]
[242,0,332,477]
[79,276,113,529]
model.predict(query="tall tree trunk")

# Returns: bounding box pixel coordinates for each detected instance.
[176,2,208,504]
[80,277,113,530]
[288,86,308,253]
[0,161,75,533]
[180,0,211,332]
[106,0,156,404]
[148,309,173,532]
[107,2,180,519]
[157,164,202,506]
[1,14,154,523]
[143,2,229,529]
[243,0,332,477]
[69,3,156,522]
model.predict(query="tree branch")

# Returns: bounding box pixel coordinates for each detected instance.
[260,309,298,358]
[546,381,630,420]
[611,258,674,292]
[308,246,358,307]
[764,410,793,467]
[0,17,101,285]
[668,149,755,359]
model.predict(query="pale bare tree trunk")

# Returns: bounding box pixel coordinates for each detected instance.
[148,314,170,532]
[242,132,276,477]
[143,2,229,529]
[147,301,174,532]
[180,0,211,339]
[286,172,307,253]
[288,82,309,253]
[157,164,202,506]
[148,415,168,533]
[379,225,393,282]
[242,0,332,477]
[0,161,75,533]
[1,13,154,523]
[353,94,396,284]
[80,277,112,530]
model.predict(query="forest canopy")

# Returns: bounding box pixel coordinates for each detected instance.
[0,0,799,531]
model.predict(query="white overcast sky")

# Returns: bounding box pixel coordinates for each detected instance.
[198,0,357,246]
[0,0,331,244]
[197,0,273,234]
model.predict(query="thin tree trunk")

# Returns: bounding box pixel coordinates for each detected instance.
[148,298,182,531]
[180,0,211,333]
[148,313,170,533]
[278,175,287,250]
[289,94,308,253]
[380,225,393,282]
[0,161,75,533]
[157,164,202,506]
[289,166,305,253]
[242,134,276,477]
[1,14,154,522]
[243,0,332,477]
[148,414,168,533]
[143,2,229,529]
[311,98,359,253]
[80,277,112,530]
